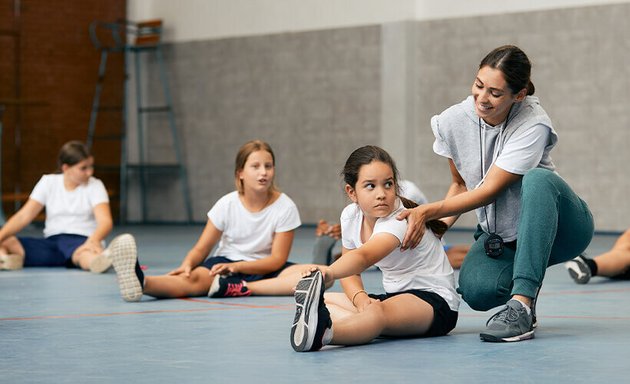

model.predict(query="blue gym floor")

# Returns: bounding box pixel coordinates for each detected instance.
[2,225,630,383]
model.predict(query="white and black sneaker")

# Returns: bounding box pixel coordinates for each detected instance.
[565,254,592,284]
[89,247,113,274]
[208,275,251,298]
[110,234,144,302]
[290,270,332,352]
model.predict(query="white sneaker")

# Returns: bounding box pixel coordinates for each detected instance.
[89,248,113,274]
[0,253,24,270]
[110,234,143,302]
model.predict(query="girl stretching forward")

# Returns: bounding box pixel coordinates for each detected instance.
[290,145,459,352]
[110,140,329,302]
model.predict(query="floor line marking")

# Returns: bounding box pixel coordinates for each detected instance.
[178,297,294,309]
[0,307,234,322]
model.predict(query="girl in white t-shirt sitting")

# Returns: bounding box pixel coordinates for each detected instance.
[110,140,330,302]
[290,145,459,352]
[0,141,113,273]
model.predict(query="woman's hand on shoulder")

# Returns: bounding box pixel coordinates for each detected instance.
[397,206,428,250]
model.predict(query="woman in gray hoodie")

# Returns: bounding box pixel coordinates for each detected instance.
[398,45,593,342]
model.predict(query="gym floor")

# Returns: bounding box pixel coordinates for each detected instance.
[2,225,629,383]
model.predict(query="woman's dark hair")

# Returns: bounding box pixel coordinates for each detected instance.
[342,145,446,237]
[58,140,92,170]
[480,45,535,96]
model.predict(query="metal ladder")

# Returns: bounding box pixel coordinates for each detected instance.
[88,19,193,223]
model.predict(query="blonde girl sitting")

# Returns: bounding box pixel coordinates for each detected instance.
[110,140,330,302]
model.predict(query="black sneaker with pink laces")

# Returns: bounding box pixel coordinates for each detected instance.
[208,275,252,298]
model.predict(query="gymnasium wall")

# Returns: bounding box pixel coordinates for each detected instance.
[0,0,126,220]
[410,4,630,230]
[136,2,629,232]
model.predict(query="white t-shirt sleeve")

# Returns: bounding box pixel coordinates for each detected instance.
[372,211,407,245]
[495,124,551,175]
[274,197,301,232]
[431,115,452,159]
[29,175,50,205]
[340,204,360,250]
[207,194,230,231]
[89,178,110,206]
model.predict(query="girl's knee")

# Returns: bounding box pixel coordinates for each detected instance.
[364,300,387,320]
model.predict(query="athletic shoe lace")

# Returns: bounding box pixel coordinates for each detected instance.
[225,282,247,297]
[487,304,519,325]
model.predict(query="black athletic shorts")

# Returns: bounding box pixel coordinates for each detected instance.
[369,289,458,337]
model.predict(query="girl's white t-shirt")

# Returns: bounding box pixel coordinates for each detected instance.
[340,199,460,312]
[208,191,301,261]
[29,174,109,238]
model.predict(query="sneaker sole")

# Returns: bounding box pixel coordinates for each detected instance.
[89,253,113,274]
[110,234,143,302]
[291,271,323,352]
[480,329,535,342]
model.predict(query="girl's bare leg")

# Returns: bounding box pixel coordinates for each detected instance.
[143,267,214,298]
[593,229,630,277]
[329,294,434,346]
[72,248,103,271]
[324,292,358,321]
[246,264,332,295]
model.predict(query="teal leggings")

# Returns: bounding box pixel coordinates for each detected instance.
[457,168,594,311]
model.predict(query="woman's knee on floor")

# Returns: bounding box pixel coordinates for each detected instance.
[458,268,512,311]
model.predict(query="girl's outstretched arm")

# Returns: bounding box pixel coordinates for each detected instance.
[211,230,295,276]
[325,233,399,282]
[0,199,44,243]
[335,247,375,311]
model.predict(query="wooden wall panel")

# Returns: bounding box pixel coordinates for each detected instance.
[0,0,126,220]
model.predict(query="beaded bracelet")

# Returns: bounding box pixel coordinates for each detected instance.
[351,289,367,306]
